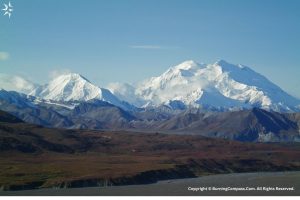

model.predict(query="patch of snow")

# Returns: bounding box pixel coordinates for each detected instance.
[258,132,276,142]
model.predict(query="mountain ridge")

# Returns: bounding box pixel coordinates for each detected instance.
[1,59,299,112]
[150,107,300,142]
[1,89,300,142]
[110,60,300,112]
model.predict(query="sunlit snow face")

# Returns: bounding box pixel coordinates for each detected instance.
[132,60,280,109]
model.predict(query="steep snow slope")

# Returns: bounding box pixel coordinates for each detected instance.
[30,73,134,111]
[213,60,299,110]
[30,73,101,101]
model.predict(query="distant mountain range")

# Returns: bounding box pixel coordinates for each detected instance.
[1,60,299,112]
[1,60,300,142]
[0,89,300,142]
[151,108,300,142]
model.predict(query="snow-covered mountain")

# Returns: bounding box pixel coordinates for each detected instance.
[30,73,134,111]
[1,60,299,112]
[30,73,101,101]
[0,73,38,95]
[109,60,300,111]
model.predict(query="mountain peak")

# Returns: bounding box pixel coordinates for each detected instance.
[28,72,133,110]
[54,73,90,83]
[29,72,101,102]
[172,60,203,71]
[121,60,300,111]
[214,59,246,70]
[214,59,231,66]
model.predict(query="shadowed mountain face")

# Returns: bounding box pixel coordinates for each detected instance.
[155,108,300,142]
[0,90,73,128]
[0,90,299,142]
[0,110,23,123]
[0,90,135,130]
[69,100,136,129]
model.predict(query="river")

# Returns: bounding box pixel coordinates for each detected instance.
[1,171,299,196]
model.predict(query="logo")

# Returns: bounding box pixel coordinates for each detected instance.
[2,1,13,18]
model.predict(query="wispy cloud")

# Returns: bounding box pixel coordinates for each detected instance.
[129,45,179,50]
[0,52,9,61]
[49,69,71,79]
[130,45,163,49]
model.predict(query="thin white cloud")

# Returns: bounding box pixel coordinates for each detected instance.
[129,45,179,50]
[0,52,9,61]
[130,45,163,49]
[49,69,71,79]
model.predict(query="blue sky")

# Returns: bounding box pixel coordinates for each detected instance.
[0,0,300,98]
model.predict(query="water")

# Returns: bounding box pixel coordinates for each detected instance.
[1,171,300,196]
